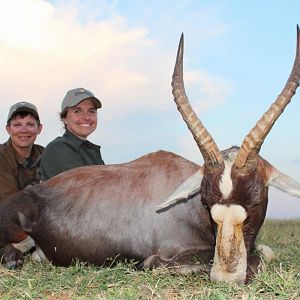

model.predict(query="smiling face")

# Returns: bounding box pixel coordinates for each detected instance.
[63,99,98,140]
[6,114,42,155]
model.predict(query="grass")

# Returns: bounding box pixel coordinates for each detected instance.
[0,220,299,299]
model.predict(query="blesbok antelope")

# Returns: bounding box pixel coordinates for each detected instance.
[158,25,300,283]
[0,26,299,284]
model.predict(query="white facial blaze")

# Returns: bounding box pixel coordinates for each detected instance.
[210,204,248,284]
[219,161,233,199]
[219,150,237,199]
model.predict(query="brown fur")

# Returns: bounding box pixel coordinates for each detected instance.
[0,151,215,273]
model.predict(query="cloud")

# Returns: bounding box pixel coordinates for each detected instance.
[0,0,232,156]
[0,0,150,104]
[184,70,233,113]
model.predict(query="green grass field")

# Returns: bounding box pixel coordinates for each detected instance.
[0,220,299,299]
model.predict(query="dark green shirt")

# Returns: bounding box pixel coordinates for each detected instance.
[39,130,104,181]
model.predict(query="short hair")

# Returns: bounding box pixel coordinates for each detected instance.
[7,111,40,126]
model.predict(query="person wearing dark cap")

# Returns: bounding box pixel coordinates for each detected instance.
[39,87,104,181]
[0,101,43,202]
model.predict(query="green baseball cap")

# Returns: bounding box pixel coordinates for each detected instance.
[7,101,40,123]
[61,88,102,112]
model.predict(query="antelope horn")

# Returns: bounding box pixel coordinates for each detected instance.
[172,33,223,169]
[234,25,300,169]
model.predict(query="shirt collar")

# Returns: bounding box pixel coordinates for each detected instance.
[63,129,86,146]
[7,138,41,167]
[63,130,100,150]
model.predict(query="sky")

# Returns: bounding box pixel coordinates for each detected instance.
[1,0,300,219]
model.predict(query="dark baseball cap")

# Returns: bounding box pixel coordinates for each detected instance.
[61,88,102,112]
[7,101,40,123]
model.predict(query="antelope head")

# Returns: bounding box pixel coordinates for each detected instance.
[159,26,300,284]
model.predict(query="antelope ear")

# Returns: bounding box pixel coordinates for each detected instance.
[18,212,33,232]
[267,165,300,197]
[156,169,203,211]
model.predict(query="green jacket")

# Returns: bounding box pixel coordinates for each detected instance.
[39,130,104,181]
[0,139,44,202]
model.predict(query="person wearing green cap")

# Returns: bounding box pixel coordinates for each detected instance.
[0,101,44,202]
[39,87,104,180]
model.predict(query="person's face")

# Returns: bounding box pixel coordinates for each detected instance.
[63,99,97,140]
[6,114,42,151]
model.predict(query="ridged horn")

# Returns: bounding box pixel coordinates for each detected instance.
[234,25,300,169]
[172,33,223,169]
